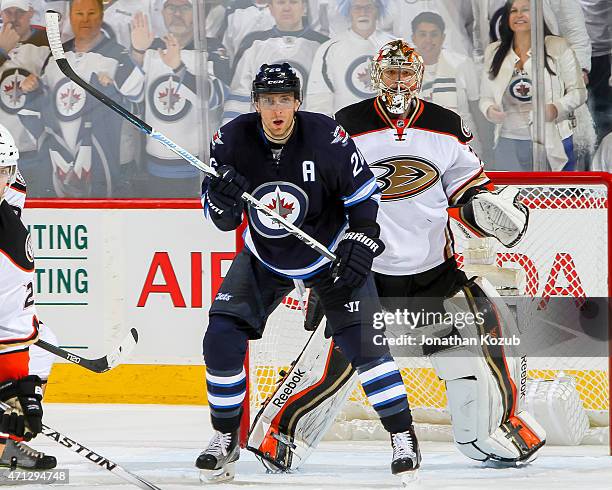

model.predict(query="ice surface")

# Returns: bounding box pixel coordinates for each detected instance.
[3,404,611,490]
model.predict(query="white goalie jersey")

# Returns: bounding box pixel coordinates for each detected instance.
[335,97,492,276]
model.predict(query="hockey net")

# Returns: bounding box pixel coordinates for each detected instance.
[244,173,611,448]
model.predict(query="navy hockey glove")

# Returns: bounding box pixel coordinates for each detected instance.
[0,376,44,441]
[204,165,249,231]
[208,165,249,205]
[332,230,385,289]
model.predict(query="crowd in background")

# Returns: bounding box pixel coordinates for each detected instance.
[0,0,610,198]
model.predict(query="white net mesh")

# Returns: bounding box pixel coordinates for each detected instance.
[248,182,609,441]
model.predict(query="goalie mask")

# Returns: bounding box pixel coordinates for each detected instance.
[371,39,424,114]
[0,123,19,203]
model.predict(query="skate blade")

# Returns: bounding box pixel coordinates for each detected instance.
[400,469,420,486]
[482,451,539,469]
[256,455,291,474]
[199,462,236,484]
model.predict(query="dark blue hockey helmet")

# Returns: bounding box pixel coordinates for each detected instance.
[251,63,301,102]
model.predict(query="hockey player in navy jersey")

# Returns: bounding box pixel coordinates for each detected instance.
[196,62,420,482]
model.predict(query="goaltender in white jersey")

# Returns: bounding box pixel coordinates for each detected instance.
[335,39,545,465]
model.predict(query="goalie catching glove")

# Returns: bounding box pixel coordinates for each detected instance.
[332,224,385,288]
[0,376,44,441]
[451,186,529,248]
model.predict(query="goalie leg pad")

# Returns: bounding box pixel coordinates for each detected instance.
[430,277,545,463]
[246,322,356,471]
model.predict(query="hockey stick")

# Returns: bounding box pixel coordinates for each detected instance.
[44,11,336,262]
[0,402,163,490]
[35,328,139,373]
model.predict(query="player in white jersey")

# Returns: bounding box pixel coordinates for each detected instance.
[221,0,328,124]
[222,0,275,61]
[0,0,51,195]
[130,0,230,196]
[305,0,394,116]
[20,0,144,197]
[0,124,57,470]
[333,38,546,465]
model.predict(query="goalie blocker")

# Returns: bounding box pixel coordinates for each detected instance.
[249,277,549,470]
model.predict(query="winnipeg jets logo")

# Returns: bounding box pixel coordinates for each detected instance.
[158,85,182,112]
[356,68,371,89]
[149,74,192,121]
[266,188,295,219]
[0,69,28,113]
[4,78,22,103]
[331,125,349,146]
[370,156,440,201]
[510,77,532,102]
[248,182,309,238]
[346,55,375,98]
[54,80,86,120]
[61,88,82,110]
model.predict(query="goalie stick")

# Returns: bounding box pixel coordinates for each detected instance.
[44,11,336,263]
[0,402,163,490]
[35,328,139,373]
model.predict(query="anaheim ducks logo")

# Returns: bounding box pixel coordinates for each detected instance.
[370,156,440,201]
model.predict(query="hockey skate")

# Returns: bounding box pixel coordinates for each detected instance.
[0,439,57,470]
[196,430,240,483]
[391,426,421,485]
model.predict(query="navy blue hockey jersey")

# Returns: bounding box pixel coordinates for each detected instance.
[202,111,380,279]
